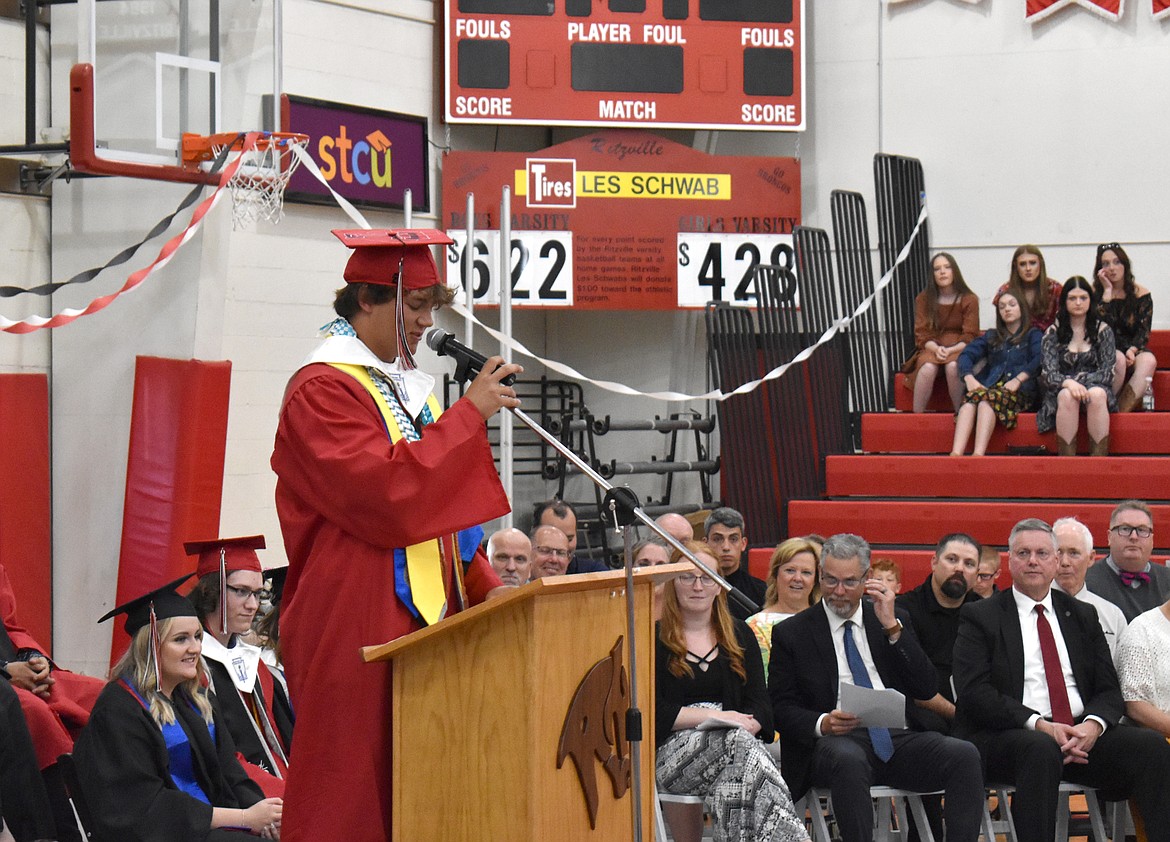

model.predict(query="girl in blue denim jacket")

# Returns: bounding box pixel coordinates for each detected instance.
[950,292,1043,456]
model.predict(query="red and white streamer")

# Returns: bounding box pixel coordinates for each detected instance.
[0,135,257,335]
[1026,0,1122,21]
[1154,0,1170,18]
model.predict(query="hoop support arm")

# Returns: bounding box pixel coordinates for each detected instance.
[69,63,218,185]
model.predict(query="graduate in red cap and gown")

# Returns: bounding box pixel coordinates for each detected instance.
[271,228,522,842]
[0,562,104,772]
[185,535,294,797]
[72,576,283,841]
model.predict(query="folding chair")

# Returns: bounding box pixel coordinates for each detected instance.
[805,786,941,842]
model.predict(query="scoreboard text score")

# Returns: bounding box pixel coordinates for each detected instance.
[446,0,806,131]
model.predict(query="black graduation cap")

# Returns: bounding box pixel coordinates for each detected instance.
[263,565,290,606]
[97,573,198,636]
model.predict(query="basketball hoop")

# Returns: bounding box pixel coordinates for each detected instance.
[181,131,309,229]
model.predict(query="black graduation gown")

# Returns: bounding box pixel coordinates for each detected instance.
[0,677,57,840]
[72,681,263,842]
[204,657,294,776]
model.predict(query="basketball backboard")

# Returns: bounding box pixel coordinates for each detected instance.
[53,0,280,182]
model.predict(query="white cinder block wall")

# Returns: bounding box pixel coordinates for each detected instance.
[0,1,1164,669]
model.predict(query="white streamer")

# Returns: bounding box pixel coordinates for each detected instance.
[452,200,927,403]
[294,142,928,403]
[290,144,372,230]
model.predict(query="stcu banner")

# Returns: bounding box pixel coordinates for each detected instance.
[440,130,800,310]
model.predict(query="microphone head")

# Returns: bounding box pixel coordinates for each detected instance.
[424,327,452,354]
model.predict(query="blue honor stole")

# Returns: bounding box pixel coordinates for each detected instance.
[119,678,214,805]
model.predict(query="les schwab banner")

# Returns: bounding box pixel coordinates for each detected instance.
[440,130,800,310]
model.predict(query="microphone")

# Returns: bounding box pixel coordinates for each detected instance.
[425,328,517,386]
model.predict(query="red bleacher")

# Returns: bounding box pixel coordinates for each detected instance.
[827,455,1170,500]
[775,329,1170,573]
[893,370,1170,413]
[861,412,1168,454]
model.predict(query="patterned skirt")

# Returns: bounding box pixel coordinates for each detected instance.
[962,378,1030,430]
[656,704,808,842]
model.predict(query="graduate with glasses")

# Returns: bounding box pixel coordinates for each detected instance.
[185,536,293,797]
[655,540,809,842]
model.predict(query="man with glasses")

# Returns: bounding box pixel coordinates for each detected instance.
[769,533,984,842]
[529,525,572,579]
[534,499,608,574]
[1052,517,1127,656]
[953,518,1170,842]
[972,547,1001,599]
[1083,499,1169,622]
[186,535,293,794]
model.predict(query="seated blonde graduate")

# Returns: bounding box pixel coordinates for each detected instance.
[73,577,282,842]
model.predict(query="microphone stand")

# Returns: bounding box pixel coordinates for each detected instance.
[507,404,760,842]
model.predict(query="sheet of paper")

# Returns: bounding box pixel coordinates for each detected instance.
[839,682,907,728]
[696,716,746,731]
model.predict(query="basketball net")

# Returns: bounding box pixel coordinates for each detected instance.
[208,133,308,229]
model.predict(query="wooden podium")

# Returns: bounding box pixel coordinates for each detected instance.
[362,564,686,841]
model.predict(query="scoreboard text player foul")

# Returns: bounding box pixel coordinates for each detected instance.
[446,0,806,131]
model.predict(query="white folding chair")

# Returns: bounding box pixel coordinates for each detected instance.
[982,782,1110,842]
[653,786,706,842]
[804,786,941,842]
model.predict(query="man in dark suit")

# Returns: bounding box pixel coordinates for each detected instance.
[953,517,1170,842]
[770,533,984,842]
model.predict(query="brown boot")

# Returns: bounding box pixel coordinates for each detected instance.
[1117,383,1141,413]
[1090,435,1110,456]
[1057,436,1077,456]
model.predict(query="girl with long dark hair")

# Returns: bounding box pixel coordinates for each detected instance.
[1092,243,1157,411]
[1036,276,1116,455]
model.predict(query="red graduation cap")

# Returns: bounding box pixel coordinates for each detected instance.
[185,535,266,578]
[331,228,455,289]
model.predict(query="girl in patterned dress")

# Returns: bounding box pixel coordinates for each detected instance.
[655,540,809,842]
[1036,276,1117,455]
[951,291,1042,456]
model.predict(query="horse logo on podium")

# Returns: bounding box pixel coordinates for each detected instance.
[556,636,632,828]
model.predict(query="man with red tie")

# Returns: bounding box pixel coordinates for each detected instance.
[953,517,1170,842]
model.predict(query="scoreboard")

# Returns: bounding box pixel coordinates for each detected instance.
[445,0,805,131]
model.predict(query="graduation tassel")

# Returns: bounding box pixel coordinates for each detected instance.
[394,251,418,371]
[219,548,229,637]
[148,602,162,693]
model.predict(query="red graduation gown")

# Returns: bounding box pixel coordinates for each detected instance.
[271,363,508,842]
[0,562,103,768]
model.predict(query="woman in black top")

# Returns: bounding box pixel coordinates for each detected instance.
[1092,243,1157,411]
[655,540,809,842]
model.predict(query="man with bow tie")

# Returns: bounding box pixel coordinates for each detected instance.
[1084,500,1170,622]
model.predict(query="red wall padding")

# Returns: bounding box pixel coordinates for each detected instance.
[0,374,52,651]
[111,357,232,664]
